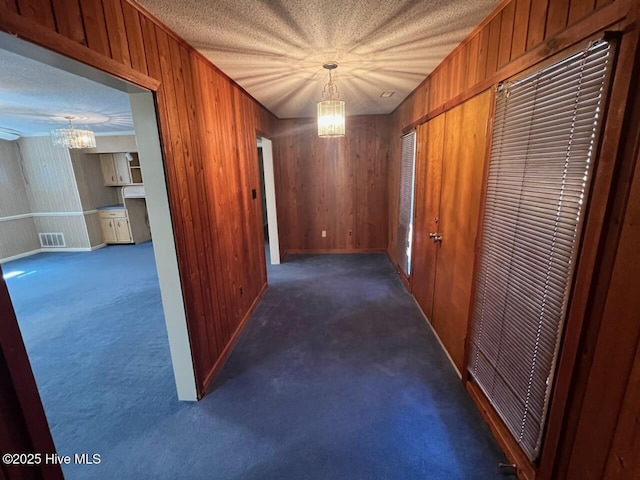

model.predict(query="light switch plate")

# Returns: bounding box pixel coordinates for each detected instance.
[322,230,327,237]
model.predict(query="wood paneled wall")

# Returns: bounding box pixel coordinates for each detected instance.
[386,0,639,478]
[274,115,390,253]
[0,0,277,397]
[388,0,627,262]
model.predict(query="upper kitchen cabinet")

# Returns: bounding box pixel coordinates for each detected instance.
[99,153,142,186]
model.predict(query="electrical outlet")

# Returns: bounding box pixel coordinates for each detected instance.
[239,286,243,295]
[322,230,327,237]
[348,230,352,236]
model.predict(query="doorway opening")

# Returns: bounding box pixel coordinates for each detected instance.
[0,30,197,475]
[257,135,280,267]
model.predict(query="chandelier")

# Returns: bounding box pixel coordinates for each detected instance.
[317,62,346,138]
[50,116,96,149]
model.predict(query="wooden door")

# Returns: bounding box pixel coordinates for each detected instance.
[115,218,132,243]
[100,218,118,243]
[431,90,492,371]
[411,114,445,321]
[100,154,117,185]
[114,153,132,185]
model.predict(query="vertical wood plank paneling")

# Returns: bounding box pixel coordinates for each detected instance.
[412,81,427,122]
[231,86,263,312]
[498,1,516,67]
[191,57,228,356]
[353,116,389,249]
[527,0,549,49]
[546,0,571,37]
[466,34,480,90]
[452,46,469,98]
[121,0,148,74]
[152,26,210,380]
[51,0,86,45]
[476,26,491,83]
[486,13,503,77]
[511,0,532,58]
[276,116,389,252]
[102,0,131,67]
[15,0,56,29]
[177,43,220,365]
[79,0,111,57]
[568,0,596,24]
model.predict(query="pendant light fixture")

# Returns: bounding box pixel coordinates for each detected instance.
[50,116,96,149]
[317,62,346,138]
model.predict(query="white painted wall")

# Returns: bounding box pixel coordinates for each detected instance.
[129,92,198,401]
[260,137,280,265]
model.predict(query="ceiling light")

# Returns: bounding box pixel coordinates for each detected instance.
[317,62,346,138]
[50,116,96,149]
[380,91,395,98]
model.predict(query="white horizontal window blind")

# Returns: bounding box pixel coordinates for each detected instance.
[397,131,417,276]
[468,40,611,461]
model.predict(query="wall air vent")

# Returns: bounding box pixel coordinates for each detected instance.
[39,233,66,248]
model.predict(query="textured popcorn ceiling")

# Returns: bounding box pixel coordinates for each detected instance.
[138,0,500,118]
[0,48,133,137]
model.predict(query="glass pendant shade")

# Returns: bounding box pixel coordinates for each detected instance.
[317,99,346,138]
[317,62,346,138]
[50,117,96,149]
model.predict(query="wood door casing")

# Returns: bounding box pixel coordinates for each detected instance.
[432,90,492,371]
[411,115,445,320]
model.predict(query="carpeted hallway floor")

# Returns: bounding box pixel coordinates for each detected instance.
[5,243,507,479]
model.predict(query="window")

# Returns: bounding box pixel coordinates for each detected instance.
[468,40,611,461]
[397,131,417,276]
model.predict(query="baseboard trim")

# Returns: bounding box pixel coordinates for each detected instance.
[466,380,536,480]
[0,249,41,264]
[285,248,387,254]
[199,282,268,398]
[1,245,105,263]
[412,297,462,378]
[40,247,94,253]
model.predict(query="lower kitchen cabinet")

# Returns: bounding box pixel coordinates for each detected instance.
[99,208,133,244]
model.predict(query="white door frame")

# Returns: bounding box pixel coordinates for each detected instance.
[0,32,198,401]
[259,137,281,265]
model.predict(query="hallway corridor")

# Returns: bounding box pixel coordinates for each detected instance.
[7,247,506,479]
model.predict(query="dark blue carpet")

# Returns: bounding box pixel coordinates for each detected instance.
[5,244,507,479]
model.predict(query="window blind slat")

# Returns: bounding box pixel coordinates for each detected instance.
[397,132,416,276]
[468,40,610,461]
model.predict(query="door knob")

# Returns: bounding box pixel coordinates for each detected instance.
[429,232,443,244]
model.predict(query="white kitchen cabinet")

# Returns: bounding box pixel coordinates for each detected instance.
[100,218,119,243]
[99,153,135,186]
[114,217,132,243]
[98,200,150,245]
[98,208,133,244]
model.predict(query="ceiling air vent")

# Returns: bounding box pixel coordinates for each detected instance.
[39,233,66,248]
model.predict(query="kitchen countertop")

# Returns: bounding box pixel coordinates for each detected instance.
[97,204,125,210]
